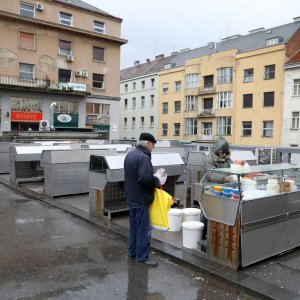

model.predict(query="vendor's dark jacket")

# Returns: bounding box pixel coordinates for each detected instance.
[124,145,160,206]
[206,137,232,183]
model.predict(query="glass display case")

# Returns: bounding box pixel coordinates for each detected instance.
[196,163,300,269]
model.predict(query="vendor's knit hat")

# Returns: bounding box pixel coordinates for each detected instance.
[139,132,157,144]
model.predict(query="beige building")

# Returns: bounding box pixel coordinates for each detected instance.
[0,0,126,138]
[157,19,300,146]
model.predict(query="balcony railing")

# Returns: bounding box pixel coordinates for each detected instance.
[0,74,90,95]
[197,108,215,117]
[198,85,216,94]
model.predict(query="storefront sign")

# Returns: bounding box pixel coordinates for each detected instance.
[67,83,86,92]
[86,114,110,125]
[11,111,42,122]
[54,112,78,128]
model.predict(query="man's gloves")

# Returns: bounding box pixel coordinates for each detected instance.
[154,168,168,185]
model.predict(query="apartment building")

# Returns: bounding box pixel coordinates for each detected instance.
[282,50,300,146]
[0,0,126,139]
[157,18,300,146]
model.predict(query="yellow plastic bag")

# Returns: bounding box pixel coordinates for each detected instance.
[150,188,174,231]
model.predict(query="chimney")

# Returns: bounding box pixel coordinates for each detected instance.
[155,54,164,60]
[134,60,140,66]
[146,58,150,63]
[293,16,300,22]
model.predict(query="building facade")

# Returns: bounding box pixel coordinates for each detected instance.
[0,0,126,139]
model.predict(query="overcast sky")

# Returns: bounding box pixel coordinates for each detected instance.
[84,0,300,69]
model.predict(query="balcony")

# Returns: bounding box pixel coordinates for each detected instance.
[197,108,215,118]
[198,85,216,94]
[0,74,90,95]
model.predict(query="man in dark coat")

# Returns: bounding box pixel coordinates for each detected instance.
[124,132,165,267]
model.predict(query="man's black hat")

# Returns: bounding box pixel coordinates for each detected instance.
[139,132,157,144]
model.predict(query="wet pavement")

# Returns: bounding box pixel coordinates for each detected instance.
[0,183,263,300]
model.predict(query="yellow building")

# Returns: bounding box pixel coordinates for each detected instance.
[157,20,300,146]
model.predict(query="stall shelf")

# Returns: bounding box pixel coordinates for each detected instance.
[196,163,300,269]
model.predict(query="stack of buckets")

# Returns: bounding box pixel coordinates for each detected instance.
[167,208,204,249]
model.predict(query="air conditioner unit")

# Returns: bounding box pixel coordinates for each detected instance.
[75,70,82,76]
[39,120,50,131]
[36,2,44,11]
[67,55,74,62]
[82,71,88,78]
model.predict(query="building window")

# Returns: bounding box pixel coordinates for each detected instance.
[141,80,145,89]
[243,68,253,82]
[162,102,168,114]
[140,116,144,128]
[53,100,78,113]
[132,117,135,128]
[19,63,34,80]
[217,116,231,135]
[262,121,273,137]
[263,92,274,107]
[141,96,145,107]
[174,101,181,113]
[19,32,35,50]
[162,83,169,93]
[86,103,109,114]
[133,82,136,90]
[185,73,199,88]
[293,79,300,96]
[59,40,71,56]
[93,21,105,33]
[291,112,300,129]
[151,78,155,87]
[243,94,253,108]
[93,47,105,61]
[92,73,104,88]
[11,97,41,111]
[124,118,127,128]
[174,123,180,136]
[185,118,197,135]
[175,80,181,92]
[242,121,252,136]
[150,116,154,127]
[264,64,275,80]
[185,95,198,111]
[203,75,214,90]
[150,95,154,106]
[217,67,233,84]
[162,123,168,135]
[20,2,35,18]
[132,97,136,109]
[124,84,128,92]
[217,92,232,108]
[58,69,71,83]
[124,99,128,109]
[59,12,72,26]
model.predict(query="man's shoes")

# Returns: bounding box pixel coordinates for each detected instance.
[137,259,158,267]
[128,255,136,260]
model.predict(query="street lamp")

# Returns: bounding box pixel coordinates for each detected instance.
[50,102,57,130]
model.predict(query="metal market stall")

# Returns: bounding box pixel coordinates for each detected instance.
[0,142,10,173]
[9,144,74,185]
[195,163,300,269]
[42,149,117,197]
[89,153,184,219]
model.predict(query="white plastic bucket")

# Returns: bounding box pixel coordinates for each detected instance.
[182,208,201,222]
[167,209,183,232]
[182,221,204,249]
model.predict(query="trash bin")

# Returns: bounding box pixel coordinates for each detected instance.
[167,209,183,232]
[182,221,204,249]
